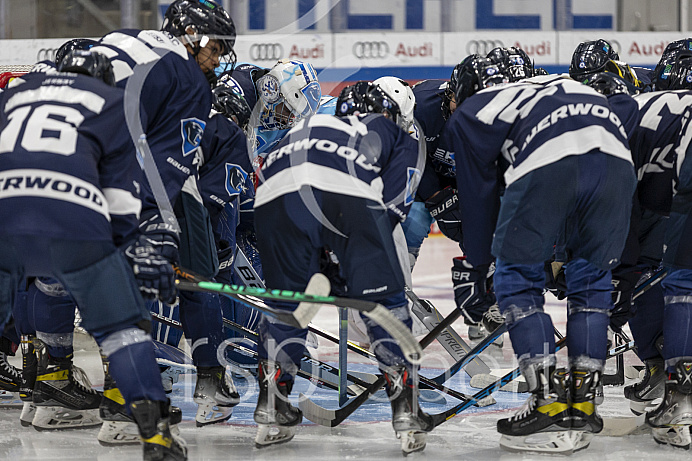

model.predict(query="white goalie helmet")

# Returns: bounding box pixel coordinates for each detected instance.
[372,76,415,131]
[256,59,322,130]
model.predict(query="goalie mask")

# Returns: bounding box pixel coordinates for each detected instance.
[569,39,619,81]
[372,76,416,131]
[256,59,321,130]
[161,0,237,83]
[58,49,116,87]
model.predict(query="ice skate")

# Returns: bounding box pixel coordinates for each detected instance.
[384,365,434,455]
[254,360,302,448]
[31,348,102,430]
[130,399,187,461]
[194,366,240,426]
[0,351,23,393]
[498,367,573,454]
[569,367,604,452]
[646,361,692,450]
[482,303,505,334]
[468,321,503,347]
[624,358,665,415]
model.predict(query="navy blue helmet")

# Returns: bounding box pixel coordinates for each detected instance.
[336,80,405,128]
[569,39,619,80]
[57,49,116,86]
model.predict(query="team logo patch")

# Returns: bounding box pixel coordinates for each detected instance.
[225,164,249,196]
[180,118,206,157]
[405,167,422,206]
[258,74,280,103]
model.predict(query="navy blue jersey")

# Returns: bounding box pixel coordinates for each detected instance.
[92,29,212,223]
[451,75,637,266]
[255,113,422,222]
[0,72,140,246]
[412,79,456,176]
[198,113,254,234]
[630,90,692,214]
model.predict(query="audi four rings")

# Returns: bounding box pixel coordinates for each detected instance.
[353,41,389,59]
[36,48,58,62]
[249,43,284,61]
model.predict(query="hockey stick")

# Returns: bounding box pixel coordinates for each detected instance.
[298,306,498,427]
[430,267,669,387]
[303,320,496,406]
[406,287,492,377]
[429,268,669,427]
[176,278,423,365]
[148,310,376,395]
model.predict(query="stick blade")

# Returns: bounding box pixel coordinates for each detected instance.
[294,273,331,328]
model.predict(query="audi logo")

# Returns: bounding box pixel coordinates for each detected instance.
[249,43,283,61]
[353,41,389,59]
[36,48,58,62]
[465,40,505,56]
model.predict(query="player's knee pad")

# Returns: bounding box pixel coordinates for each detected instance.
[61,250,150,334]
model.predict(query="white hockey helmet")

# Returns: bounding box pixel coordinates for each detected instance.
[372,76,415,130]
[256,59,322,130]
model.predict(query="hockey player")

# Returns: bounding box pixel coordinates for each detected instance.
[448,56,638,454]
[251,81,429,453]
[405,48,535,344]
[616,45,692,427]
[569,38,650,88]
[0,49,185,460]
[17,0,238,440]
[645,102,692,450]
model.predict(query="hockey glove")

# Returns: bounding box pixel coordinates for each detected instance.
[424,187,463,242]
[139,213,180,264]
[124,235,177,305]
[452,256,496,325]
[609,265,651,332]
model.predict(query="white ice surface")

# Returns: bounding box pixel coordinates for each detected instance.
[1,236,689,460]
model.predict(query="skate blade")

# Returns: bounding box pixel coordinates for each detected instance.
[397,431,427,455]
[630,398,662,416]
[98,420,141,446]
[255,424,296,448]
[32,406,102,430]
[20,401,36,427]
[652,425,692,450]
[195,403,233,427]
[499,430,581,454]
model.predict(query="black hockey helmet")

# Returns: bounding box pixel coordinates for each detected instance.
[487,46,534,82]
[336,80,404,127]
[212,78,252,130]
[653,56,692,91]
[569,39,619,80]
[161,0,237,80]
[451,54,509,107]
[55,38,98,68]
[582,71,639,96]
[658,38,692,64]
[57,49,116,86]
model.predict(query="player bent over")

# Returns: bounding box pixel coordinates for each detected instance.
[644,106,692,450]
[0,51,186,460]
[448,56,638,454]
[251,81,429,453]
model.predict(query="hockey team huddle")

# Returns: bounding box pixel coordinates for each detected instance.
[0,0,690,459]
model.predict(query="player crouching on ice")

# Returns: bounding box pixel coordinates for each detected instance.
[447,55,639,454]
[250,80,430,454]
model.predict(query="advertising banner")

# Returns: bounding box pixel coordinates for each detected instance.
[234,34,333,68]
[443,32,558,67]
[332,32,442,68]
